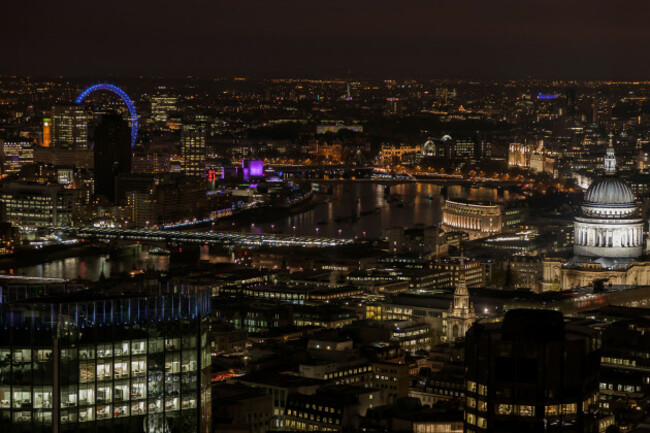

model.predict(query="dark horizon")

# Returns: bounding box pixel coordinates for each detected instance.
[3,0,650,80]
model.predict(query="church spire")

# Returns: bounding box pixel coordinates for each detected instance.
[604,133,616,174]
[455,255,469,298]
[446,255,476,342]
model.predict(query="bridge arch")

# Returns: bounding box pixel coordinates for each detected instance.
[75,83,138,147]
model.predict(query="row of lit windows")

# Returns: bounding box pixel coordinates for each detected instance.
[324,365,371,380]
[600,383,642,393]
[0,389,197,419]
[287,404,341,415]
[467,398,580,417]
[288,411,340,424]
[394,328,429,338]
[285,419,338,431]
[602,356,637,367]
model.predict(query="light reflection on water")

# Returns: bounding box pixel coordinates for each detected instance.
[249,182,503,238]
[13,182,501,281]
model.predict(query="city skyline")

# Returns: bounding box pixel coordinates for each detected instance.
[3,3,650,430]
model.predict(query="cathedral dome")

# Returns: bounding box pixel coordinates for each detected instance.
[574,144,643,260]
[584,176,635,205]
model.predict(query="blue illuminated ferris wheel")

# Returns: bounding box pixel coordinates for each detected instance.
[75,83,139,147]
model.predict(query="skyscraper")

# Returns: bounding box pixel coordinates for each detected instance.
[464,310,602,433]
[180,125,206,178]
[51,105,88,150]
[0,283,212,433]
[93,114,131,202]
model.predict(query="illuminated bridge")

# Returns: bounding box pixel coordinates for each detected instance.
[50,227,354,248]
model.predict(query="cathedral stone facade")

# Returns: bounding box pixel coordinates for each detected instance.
[542,143,650,291]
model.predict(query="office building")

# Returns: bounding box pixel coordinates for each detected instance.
[464,310,601,433]
[2,140,34,175]
[51,105,88,150]
[150,95,178,123]
[0,182,73,227]
[132,152,170,174]
[180,125,206,177]
[93,114,132,201]
[0,283,212,433]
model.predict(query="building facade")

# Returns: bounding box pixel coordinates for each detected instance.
[0,284,212,433]
[2,140,34,175]
[573,146,644,259]
[464,310,601,433]
[441,201,502,240]
[443,266,476,342]
[542,145,650,291]
[1,182,73,228]
[93,114,132,202]
[180,125,206,178]
[52,105,88,150]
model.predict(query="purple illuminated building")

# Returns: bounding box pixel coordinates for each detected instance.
[242,160,264,180]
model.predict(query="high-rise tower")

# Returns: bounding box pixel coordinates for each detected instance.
[93,114,131,202]
[52,105,88,150]
[180,125,206,178]
[464,310,601,432]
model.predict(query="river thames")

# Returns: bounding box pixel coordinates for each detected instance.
[13,182,507,280]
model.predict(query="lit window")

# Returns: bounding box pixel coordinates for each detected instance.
[545,405,559,416]
[517,405,534,416]
[561,403,577,415]
[497,404,513,415]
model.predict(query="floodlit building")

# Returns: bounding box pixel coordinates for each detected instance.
[443,263,476,342]
[573,145,643,259]
[441,200,527,240]
[507,143,531,168]
[542,144,650,291]
[380,143,421,163]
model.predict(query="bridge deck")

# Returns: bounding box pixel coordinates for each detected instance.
[50,227,354,248]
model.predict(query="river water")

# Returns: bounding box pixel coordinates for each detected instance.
[14,183,504,280]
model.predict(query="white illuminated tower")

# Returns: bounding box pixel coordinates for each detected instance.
[446,258,476,342]
[573,142,644,259]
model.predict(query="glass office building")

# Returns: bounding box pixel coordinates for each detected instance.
[0,284,211,433]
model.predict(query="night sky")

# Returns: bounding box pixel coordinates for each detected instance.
[2,0,649,79]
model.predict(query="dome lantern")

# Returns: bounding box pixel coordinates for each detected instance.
[604,133,616,174]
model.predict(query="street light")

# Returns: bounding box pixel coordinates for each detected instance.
[293,226,296,236]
